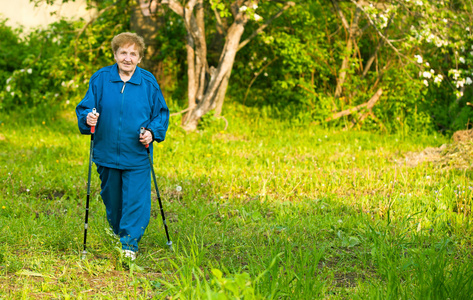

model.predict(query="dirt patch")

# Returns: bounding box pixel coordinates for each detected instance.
[402,144,447,167]
[452,129,473,142]
[402,139,473,170]
[333,272,365,288]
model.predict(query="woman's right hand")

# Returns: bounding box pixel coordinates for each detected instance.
[86,111,100,127]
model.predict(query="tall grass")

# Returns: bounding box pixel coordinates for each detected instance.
[0,103,472,299]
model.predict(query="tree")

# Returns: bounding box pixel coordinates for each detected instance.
[143,0,294,131]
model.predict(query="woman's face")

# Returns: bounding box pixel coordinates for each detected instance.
[114,43,142,75]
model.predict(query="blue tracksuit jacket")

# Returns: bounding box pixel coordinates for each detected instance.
[76,64,169,169]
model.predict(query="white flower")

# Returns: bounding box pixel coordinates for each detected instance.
[6,86,11,92]
[434,74,443,84]
[416,0,423,5]
[380,14,388,28]
[456,79,465,88]
[423,79,429,87]
[450,69,461,80]
[415,55,423,64]
[27,68,32,74]
[176,186,182,192]
[264,72,268,77]
[425,62,430,67]
[254,13,262,21]
[443,19,448,23]
[467,27,470,31]
[435,39,445,48]
[6,77,12,84]
[240,5,247,11]
[422,71,432,78]
[459,57,465,64]
[252,3,258,9]
[466,77,473,85]
[10,92,14,97]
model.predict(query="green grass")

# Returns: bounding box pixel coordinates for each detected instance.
[0,103,472,299]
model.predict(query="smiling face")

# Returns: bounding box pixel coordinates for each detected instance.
[114,43,142,77]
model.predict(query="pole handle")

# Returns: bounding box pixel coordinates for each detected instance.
[91,108,97,134]
[140,127,149,148]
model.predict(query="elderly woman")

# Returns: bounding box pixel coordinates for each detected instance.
[76,32,169,260]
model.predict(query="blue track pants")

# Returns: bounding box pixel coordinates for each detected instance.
[96,165,151,252]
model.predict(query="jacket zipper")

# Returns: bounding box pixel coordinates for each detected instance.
[117,81,126,166]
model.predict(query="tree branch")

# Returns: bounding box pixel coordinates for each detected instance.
[243,57,278,104]
[237,1,295,51]
[349,0,410,62]
[76,3,117,38]
[326,88,382,122]
[362,13,395,78]
[170,107,192,117]
[213,6,226,35]
[330,0,349,30]
[160,0,184,17]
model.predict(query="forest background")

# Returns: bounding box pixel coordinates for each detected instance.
[1,0,473,299]
[0,0,472,133]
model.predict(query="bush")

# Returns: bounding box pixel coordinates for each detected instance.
[0,1,131,119]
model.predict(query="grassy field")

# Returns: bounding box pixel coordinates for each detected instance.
[1,103,473,299]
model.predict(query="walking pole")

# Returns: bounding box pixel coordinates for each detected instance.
[141,127,173,251]
[82,108,96,260]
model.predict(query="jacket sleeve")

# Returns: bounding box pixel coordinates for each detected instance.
[75,75,98,135]
[147,85,170,143]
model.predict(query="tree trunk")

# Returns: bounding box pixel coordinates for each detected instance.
[182,33,197,125]
[331,0,360,99]
[130,0,164,78]
[182,21,246,131]
[214,70,231,116]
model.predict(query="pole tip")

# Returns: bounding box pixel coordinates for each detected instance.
[167,241,173,251]
[81,250,87,260]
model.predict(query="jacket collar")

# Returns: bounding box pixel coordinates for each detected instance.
[110,63,142,85]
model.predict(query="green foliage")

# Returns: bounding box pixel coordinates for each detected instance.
[0,0,131,118]
[231,1,335,124]
[228,0,472,134]
[2,0,471,134]
[0,20,28,92]
[154,13,188,107]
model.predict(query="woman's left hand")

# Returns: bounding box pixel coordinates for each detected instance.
[140,129,153,145]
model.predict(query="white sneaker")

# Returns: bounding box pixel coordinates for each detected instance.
[123,250,136,261]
